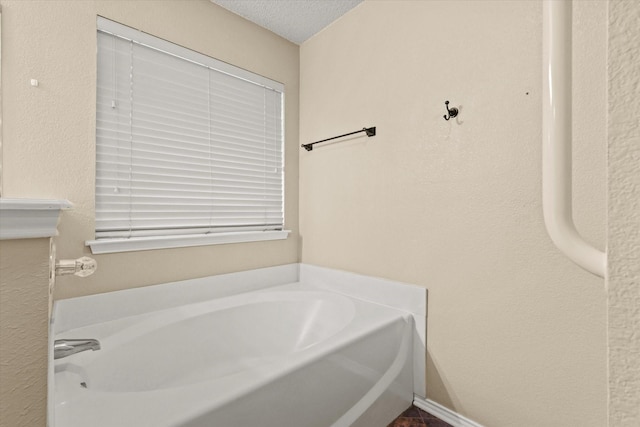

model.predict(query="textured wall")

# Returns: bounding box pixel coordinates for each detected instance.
[0,238,50,427]
[300,1,607,426]
[607,1,640,425]
[0,0,299,300]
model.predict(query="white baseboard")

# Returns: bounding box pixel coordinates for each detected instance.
[413,395,485,427]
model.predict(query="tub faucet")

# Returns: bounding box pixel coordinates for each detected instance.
[54,339,101,360]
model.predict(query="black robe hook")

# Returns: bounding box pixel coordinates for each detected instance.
[443,101,458,121]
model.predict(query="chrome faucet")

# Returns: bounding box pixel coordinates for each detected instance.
[54,339,101,360]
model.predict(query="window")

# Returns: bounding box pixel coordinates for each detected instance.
[87,18,287,254]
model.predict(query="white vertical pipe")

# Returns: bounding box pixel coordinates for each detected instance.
[542,0,606,278]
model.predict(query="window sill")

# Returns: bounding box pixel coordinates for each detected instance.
[86,230,291,254]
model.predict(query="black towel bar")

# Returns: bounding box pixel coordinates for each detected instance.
[301,127,376,151]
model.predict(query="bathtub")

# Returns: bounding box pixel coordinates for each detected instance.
[51,264,426,427]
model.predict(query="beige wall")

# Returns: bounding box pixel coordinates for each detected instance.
[607,1,640,425]
[0,238,50,427]
[300,1,607,426]
[0,0,300,300]
[5,1,637,427]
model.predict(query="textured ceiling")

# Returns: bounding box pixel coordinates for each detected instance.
[210,0,363,44]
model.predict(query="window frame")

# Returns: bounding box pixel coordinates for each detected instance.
[86,17,288,255]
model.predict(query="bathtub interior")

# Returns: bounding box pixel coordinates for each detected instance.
[58,293,356,393]
[50,263,427,427]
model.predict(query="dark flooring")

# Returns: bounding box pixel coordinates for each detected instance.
[388,405,454,427]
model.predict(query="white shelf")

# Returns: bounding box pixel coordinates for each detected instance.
[0,198,72,240]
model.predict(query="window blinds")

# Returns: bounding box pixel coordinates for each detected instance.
[96,18,284,240]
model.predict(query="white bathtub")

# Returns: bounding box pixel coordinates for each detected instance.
[52,265,426,427]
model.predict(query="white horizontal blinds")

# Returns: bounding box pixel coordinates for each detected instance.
[96,20,284,239]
